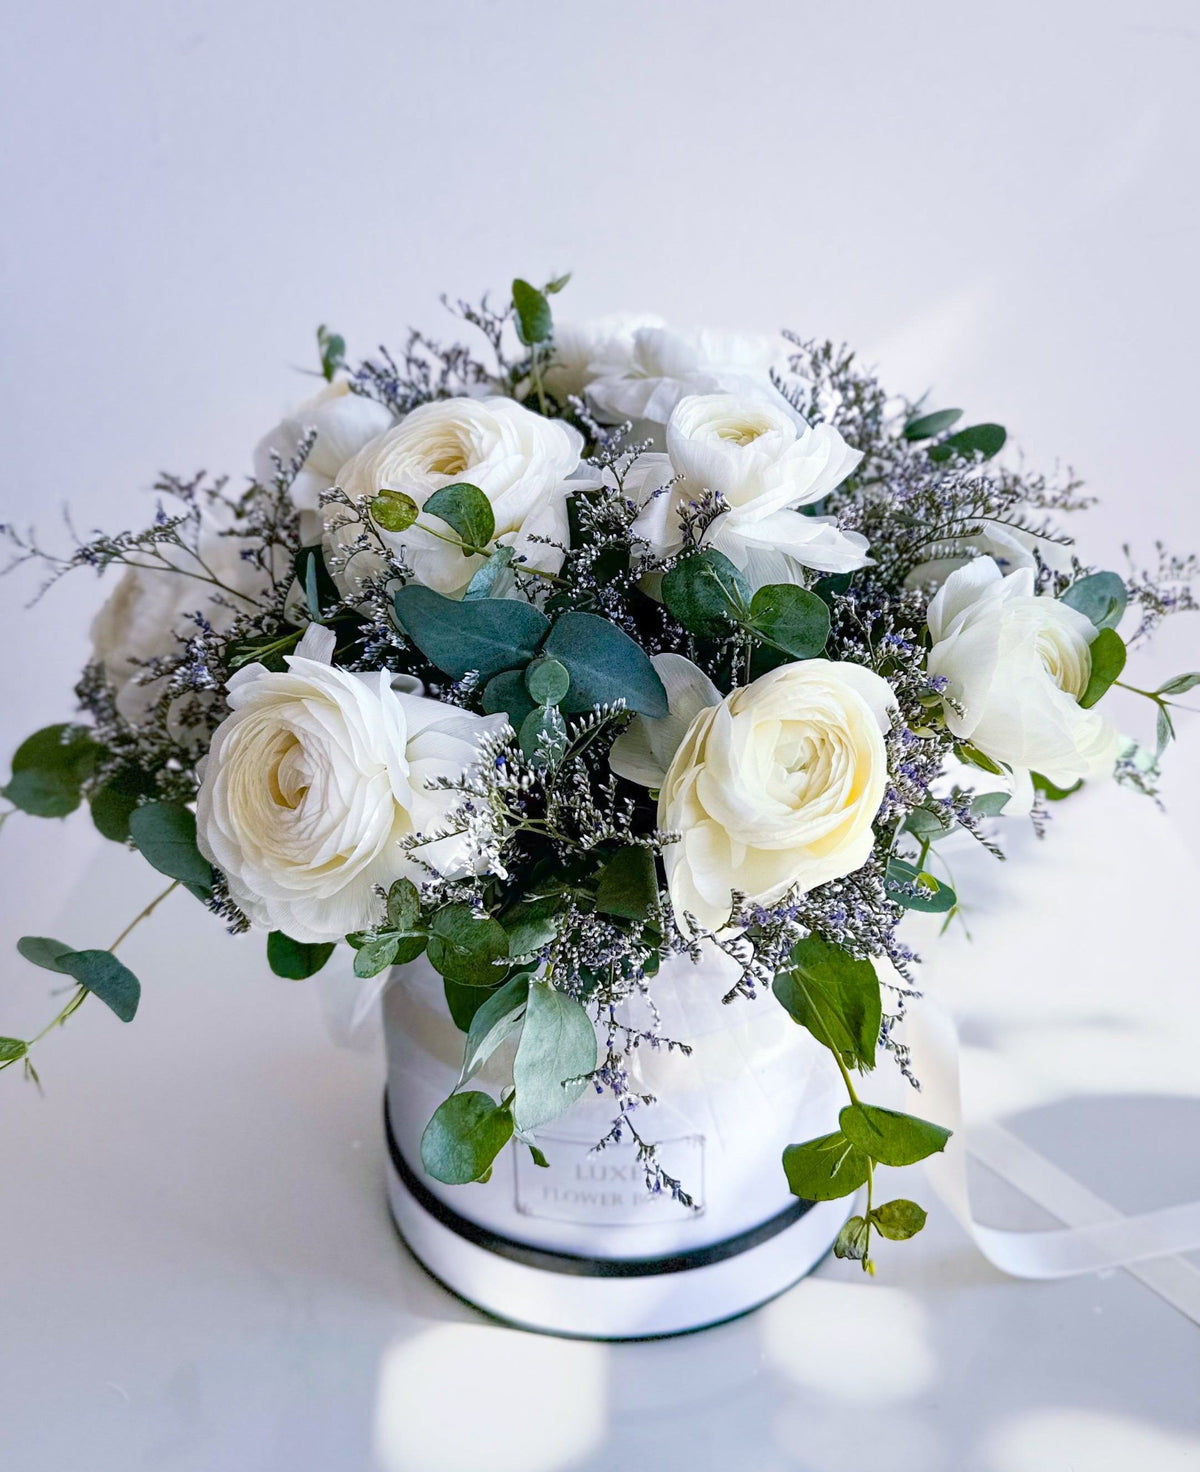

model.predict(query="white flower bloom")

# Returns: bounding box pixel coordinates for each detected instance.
[196,626,504,942]
[332,396,588,599]
[543,315,665,405]
[586,326,780,426]
[926,557,1120,787]
[629,392,870,586]
[90,511,274,730]
[612,655,895,932]
[253,381,393,543]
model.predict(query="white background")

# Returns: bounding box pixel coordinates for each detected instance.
[1,2,1199,1469]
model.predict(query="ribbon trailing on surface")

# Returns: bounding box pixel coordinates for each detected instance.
[910,1005,1200,1326]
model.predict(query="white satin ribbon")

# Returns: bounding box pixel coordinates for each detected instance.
[910,1004,1200,1325]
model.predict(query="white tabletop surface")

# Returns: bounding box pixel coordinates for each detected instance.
[2,2,1199,1468]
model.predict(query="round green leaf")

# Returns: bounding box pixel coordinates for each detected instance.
[886,857,957,913]
[128,802,213,891]
[782,1130,871,1201]
[594,846,659,922]
[512,979,597,1132]
[427,904,509,986]
[371,489,419,533]
[267,931,336,980]
[386,878,421,932]
[525,657,570,707]
[870,1199,928,1240]
[518,705,568,768]
[661,548,749,635]
[17,936,77,974]
[3,768,82,818]
[11,724,101,780]
[420,1090,514,1184]
[394,586,549,681]
[61,950,140,1023]
[1079,626,1126,709]
[542,611,668,718]
[747,584,831,660]
[512,278,553,346]
[422,483,495,551]
[839,1102,951,1167]
[353,935,400,978]
[772,935,881,1070]
[1060,571,1127,632]
[927,423,1007,463]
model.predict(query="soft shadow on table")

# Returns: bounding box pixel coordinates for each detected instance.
[370,1093,1200,1472]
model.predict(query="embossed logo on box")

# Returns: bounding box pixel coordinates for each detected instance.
[513,1132,705,1224]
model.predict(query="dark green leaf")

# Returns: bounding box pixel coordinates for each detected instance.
[353,935,400,978]
[422,483,495,551]
[502,897,561,958]
[661,548,750,635]
[0,1037,27,1062]
[595,846,659,922]
[833,1215,871,1261]
[386,878,421,932]
[12,723,101,780]
[525,657,570,707]
[903,408,962,441]
[371,489,419,533]
[886,857,957,913]
[927,423,1007,463]
[420,1090,514,1184]
[1157,671,1200,697]
[870,1198,928,1240]
[747,584,830,659]
[463,545,515,600]
[512,979,597,1132]
[1032,771,1083,802]
[459,974,530,1085]
[17,936,77,974]
[61,950,140,1023]
[518,704,568,767]
[394,586,549,680]
[443,977,499,1032]
[543,611,668,718]
[527,1142,550,1167]
[773,935,882,1070]
[90,767,155,843]
[392,933,428,965]
[512,279,553,345]
[128,802,213,891]
[544,272,571,295]
[839,1103,951,1167]
[482,670,537,732]
[427,904,509,986]
[267,931,336,980]
[3,768,82,817]
[303,552,321,623]
[1079,627,1126,709]
[782,1130,871,1201]
[1061,571,1127,632]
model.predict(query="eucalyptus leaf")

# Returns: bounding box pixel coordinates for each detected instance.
[1157,702,1175,757]
[1157,671,1200,697]
[543,611,668,718]
[463,545,515,601]
[782,1130,871,1201]
[17,936,77,974]
[661,548,750,635]
[512,278,553,345]
[1079,627,1126,709]
[3,768,81,818]
[902,805,955,840]
[128,802,213,891]
[594,846,659,922]
[773,935,882,1070]
[394,586,549,680]
[870,1198,928,1240]
[482,670,537,732]
[886,857,957,913]
[443,977,498,1032]
[1032,771,1083,802]
[927,422,1006,463]
[1061,571,1127,632]
[839,1102,951,1167]
[420,1090,514,1184]
[422,483,495,551]
[353,935,400,978]
[90,768,155,843]
[833,1215,871,1261]
[747,584,830,659]
[267,931,336,980]
[60,950,140,1023]
[459,974,530,1086]
[519,704,568,767]
[386,878,421,932]
[0,1038,27,1062]
[525,657,570,707]
[317,324,346,381]
[11,724,101,781]
[502,896,561,958]
[371,489,419,533]
[903,408,962,441]
[512,979,597,1132]
[970,791,1011,819]
[426,904,509,986]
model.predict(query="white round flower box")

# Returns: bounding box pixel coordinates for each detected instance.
[382,947,851,1339]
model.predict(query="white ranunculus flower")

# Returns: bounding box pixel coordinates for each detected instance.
[90,511,274,730]
[332,396,588,599]
[196,625,504,943]
[586,326,780,426]
[926,557,1120,787]
[543,315,665,405]
[629,392,870,585]
[253,380,394,543]
[612,655,895,931]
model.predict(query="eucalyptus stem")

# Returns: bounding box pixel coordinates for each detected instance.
[413,519,568,585]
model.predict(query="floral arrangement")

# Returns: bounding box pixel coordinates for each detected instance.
[4,276,1196,1275]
